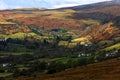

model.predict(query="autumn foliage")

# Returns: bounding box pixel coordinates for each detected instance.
[82,23,120,41]
[0,24,31,34]
[15,17,84,30]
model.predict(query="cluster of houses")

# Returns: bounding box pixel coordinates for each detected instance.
[0,38,7,41]
[2,63,11,68]
[105,50,120,57]
[78,53,91,57]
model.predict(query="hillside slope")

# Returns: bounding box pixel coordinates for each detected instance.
[17,58,120,80]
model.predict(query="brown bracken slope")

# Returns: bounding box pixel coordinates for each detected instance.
[17,58,120,80]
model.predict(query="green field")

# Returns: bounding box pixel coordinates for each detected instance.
[0,32,37,39]
[0,52,33,55]
[32,57,83,64]
[104,43,120,51]
[0,73,12,77]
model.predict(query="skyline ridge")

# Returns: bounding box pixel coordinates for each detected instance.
[0,0,111,10]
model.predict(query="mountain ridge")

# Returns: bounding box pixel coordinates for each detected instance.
[0,0,111,10]
[58,0,120,10]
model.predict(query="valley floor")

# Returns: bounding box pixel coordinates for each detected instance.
[17,58,120,80]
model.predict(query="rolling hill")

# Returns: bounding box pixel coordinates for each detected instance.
[17,58,120,80]
[0,0,119,47]
[0,0,119,49]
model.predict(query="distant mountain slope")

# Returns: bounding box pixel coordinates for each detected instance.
[61,0,120,27]
[0,0,119,42]
[85,5,120,16]
[60,0,120,11]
